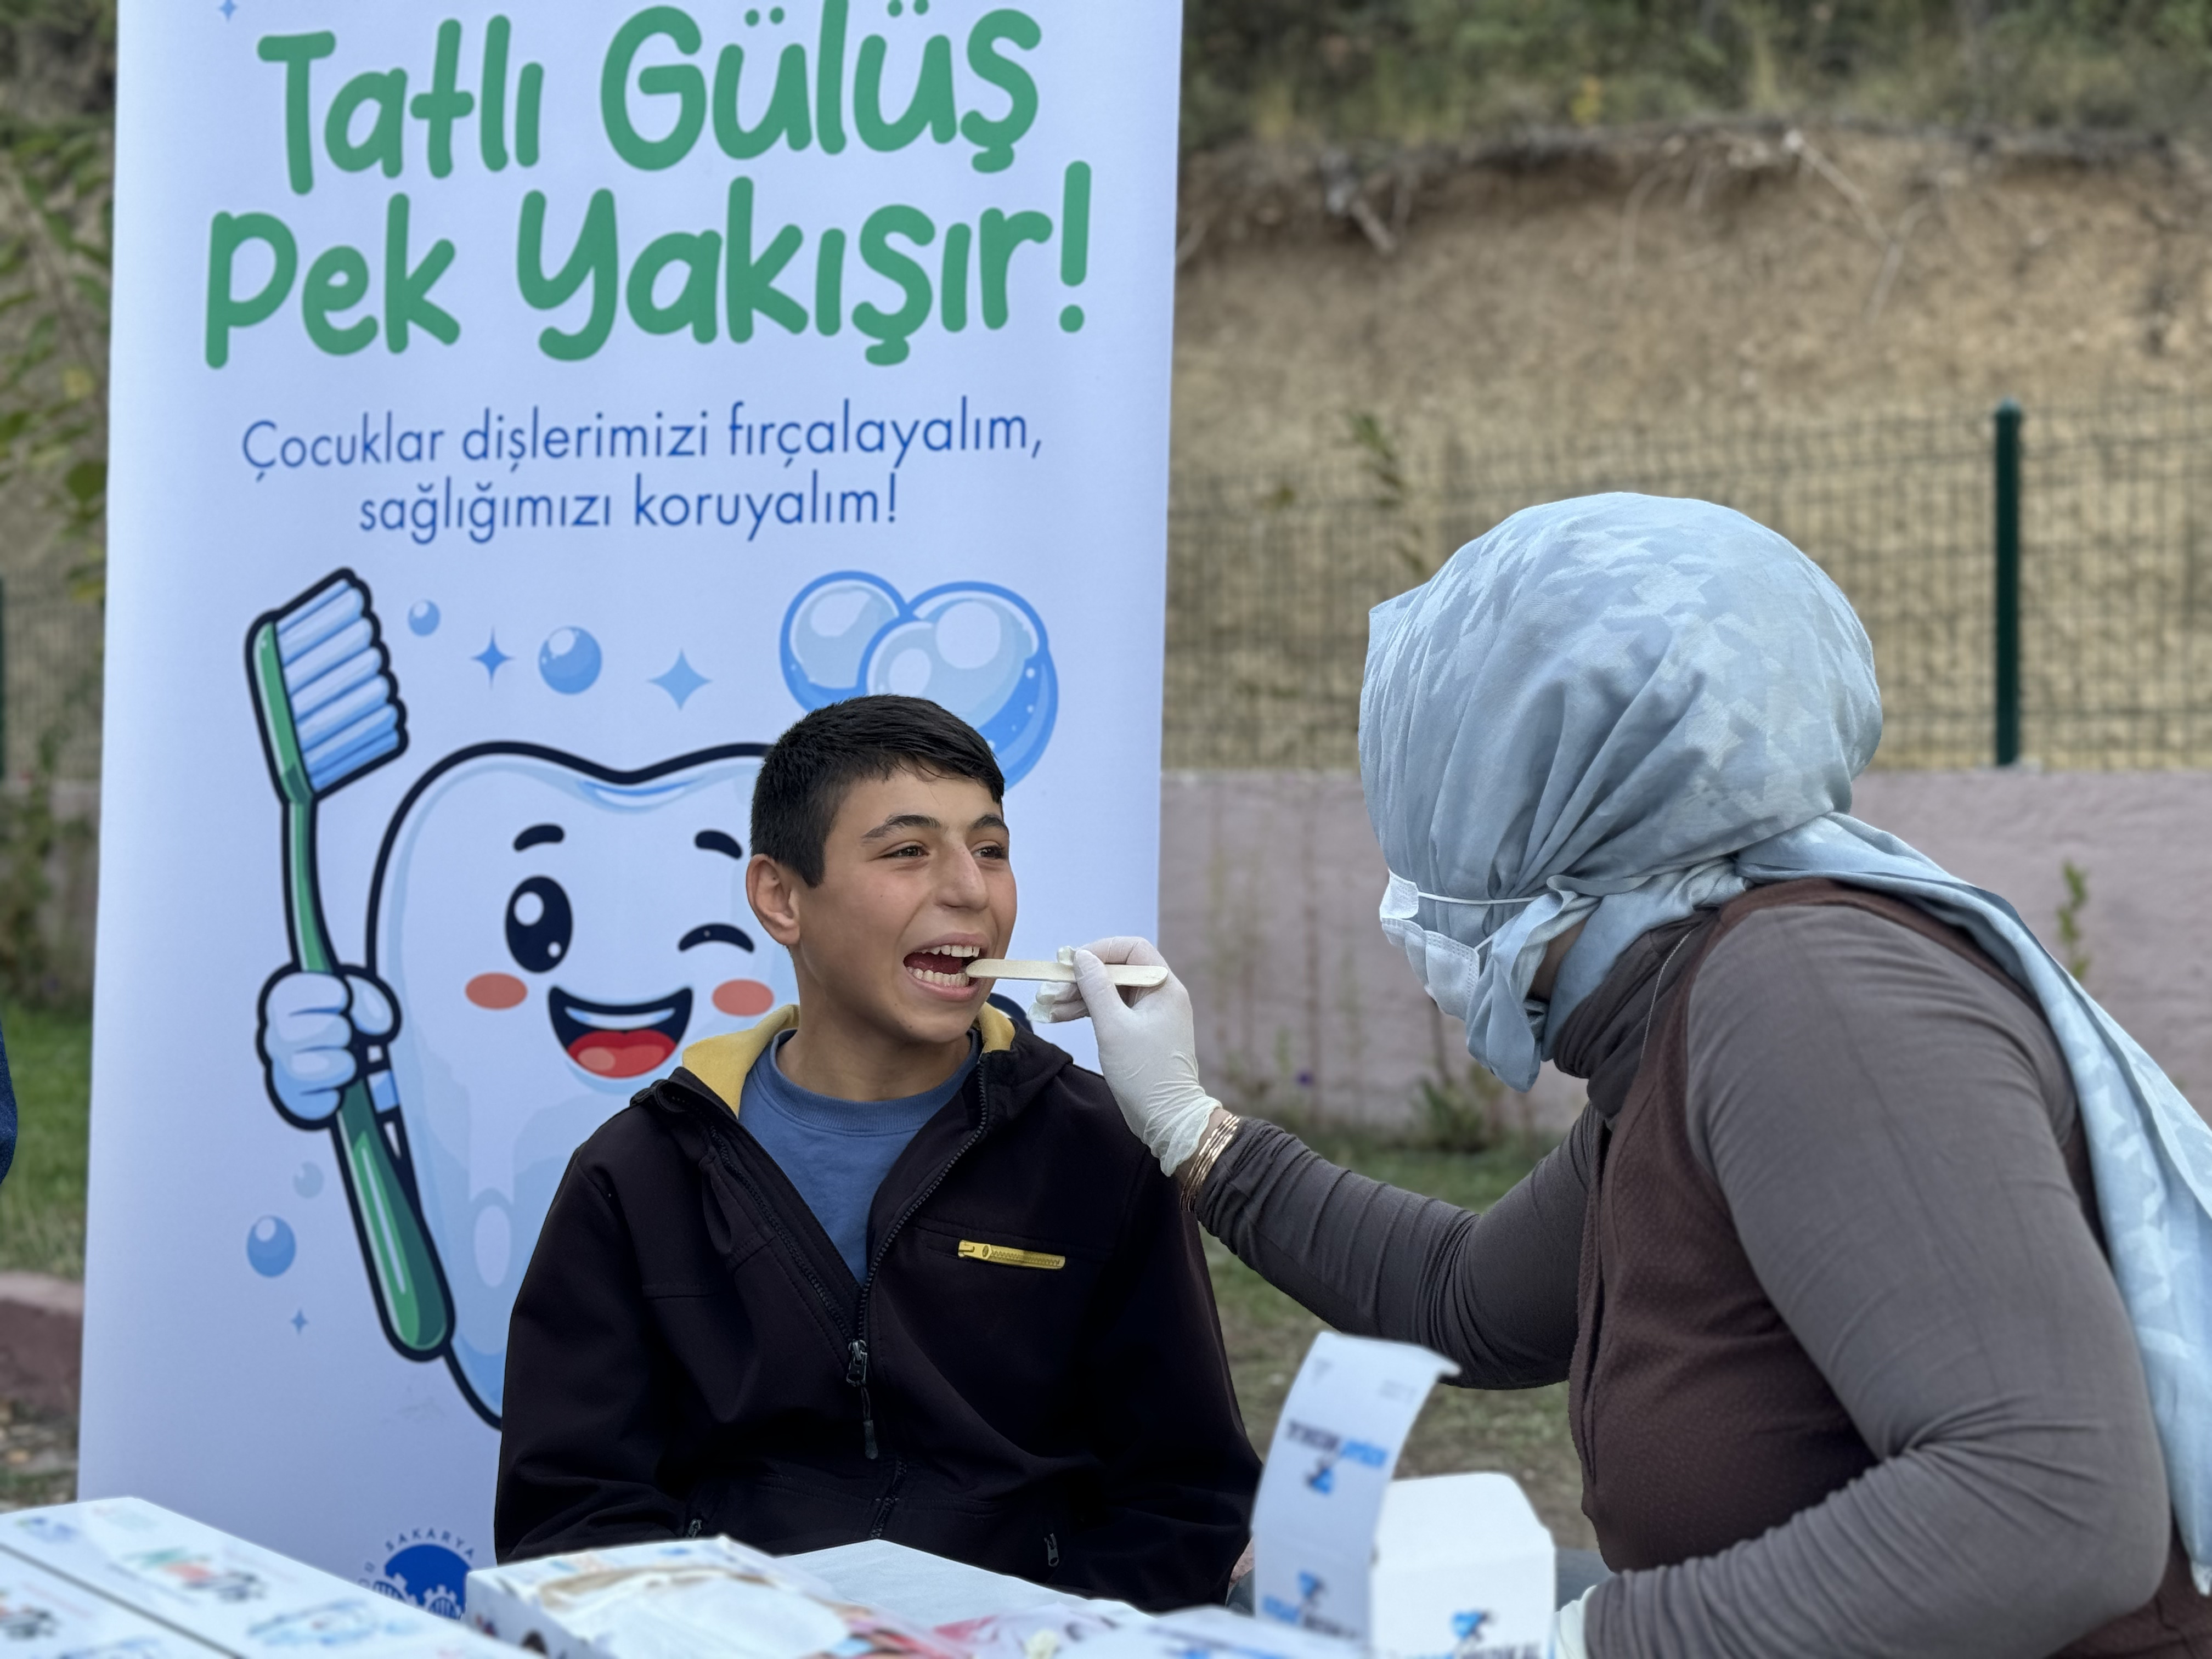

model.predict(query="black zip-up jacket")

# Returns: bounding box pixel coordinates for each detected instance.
[495,1005,1260,1610]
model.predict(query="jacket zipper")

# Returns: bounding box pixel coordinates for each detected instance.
[708,1060,996,1465]
[848,1063,994,1462]
[867,1457,907,1539]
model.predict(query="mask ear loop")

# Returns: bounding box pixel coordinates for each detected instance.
[1383,871,1543,916]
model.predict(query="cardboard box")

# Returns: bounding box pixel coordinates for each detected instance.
[464,1536,970,1659]
[933,1600,1137,1659]
[1367,1475,1553,1659]
[0,1498,504,1658]
[782,1538,1138,1630]
[1071,1606,1355,1659]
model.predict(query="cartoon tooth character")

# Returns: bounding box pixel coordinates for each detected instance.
[250,573,793,1424]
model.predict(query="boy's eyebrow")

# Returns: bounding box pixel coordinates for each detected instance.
[860,811,1011,842]
[861,812,942,841]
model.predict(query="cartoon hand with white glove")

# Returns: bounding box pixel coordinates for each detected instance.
[257,969,398,1126]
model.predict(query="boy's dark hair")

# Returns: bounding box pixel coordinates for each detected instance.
[752,695,1006,885]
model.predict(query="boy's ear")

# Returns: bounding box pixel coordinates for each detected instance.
[745,853,805,949]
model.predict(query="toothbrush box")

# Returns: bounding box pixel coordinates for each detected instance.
[464,1536,969,1659]
[1367,1474,1555,1659]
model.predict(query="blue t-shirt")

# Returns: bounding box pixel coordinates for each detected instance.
[738,1030,977,1281]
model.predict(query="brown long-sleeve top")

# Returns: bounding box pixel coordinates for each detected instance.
[1197,901,2198,1657]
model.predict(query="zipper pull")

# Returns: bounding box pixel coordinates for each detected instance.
[846,1339,879,1459]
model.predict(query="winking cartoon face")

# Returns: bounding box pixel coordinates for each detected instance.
[366,743,793,1420]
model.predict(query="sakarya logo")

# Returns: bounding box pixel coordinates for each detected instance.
[362,1527,475,1618]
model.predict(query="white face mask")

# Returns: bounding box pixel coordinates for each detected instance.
[1378,872,1530,987]
[1378,871,1587,1091]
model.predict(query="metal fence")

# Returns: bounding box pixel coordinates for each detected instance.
[1166,396,2212,772]
[4,393,2212,784]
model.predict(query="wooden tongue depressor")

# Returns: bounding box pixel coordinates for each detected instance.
[965,948,1170,989]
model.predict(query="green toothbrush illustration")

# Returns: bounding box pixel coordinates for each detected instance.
[246,569,450,1357]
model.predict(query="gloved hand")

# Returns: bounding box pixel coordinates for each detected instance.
[1553,1584,1596,1659]
[1034,936,1217,1176]
[257,969,397,1125]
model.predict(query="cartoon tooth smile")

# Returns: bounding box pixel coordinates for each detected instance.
[550,987,697,1078]
[362,741,793,1419]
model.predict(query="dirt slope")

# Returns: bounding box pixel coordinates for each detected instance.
[1170,123,2212,478]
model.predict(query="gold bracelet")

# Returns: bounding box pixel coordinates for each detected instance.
[1176,1105,1243,1207]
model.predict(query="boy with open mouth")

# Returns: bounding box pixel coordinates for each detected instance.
[495,696,1259,1609]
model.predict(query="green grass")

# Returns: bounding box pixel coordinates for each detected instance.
[0,1002,90,1279]
[1209,1132,1596,1550]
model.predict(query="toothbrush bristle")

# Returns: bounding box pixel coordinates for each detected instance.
[275,574,403,794]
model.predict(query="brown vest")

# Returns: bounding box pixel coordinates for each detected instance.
[1568,879,2212,1655]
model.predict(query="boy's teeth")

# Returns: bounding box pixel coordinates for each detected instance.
[908,964,972,987]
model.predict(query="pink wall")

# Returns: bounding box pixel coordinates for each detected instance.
[1159,770,2212,1127]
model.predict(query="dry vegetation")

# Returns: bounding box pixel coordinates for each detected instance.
[1172,123,2212,476]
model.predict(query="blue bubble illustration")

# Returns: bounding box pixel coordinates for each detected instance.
[782,574,905,709]
[292,1162,323,1198]
[408,601,441,636]
[539,628,602,695]
[780,575,1057,785]
[247,1215,297,1277]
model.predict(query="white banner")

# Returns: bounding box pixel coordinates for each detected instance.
[85,0,1181,1613]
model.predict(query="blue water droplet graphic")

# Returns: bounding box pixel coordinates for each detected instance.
[539,628,602,695]
[292,1162,323,1198]
[247,1215,297,1277]
[408,601,441,636]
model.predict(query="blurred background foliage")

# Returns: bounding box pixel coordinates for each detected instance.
[1182,0,2212,149]
[0,0,106,1009]
[0,0,108,593]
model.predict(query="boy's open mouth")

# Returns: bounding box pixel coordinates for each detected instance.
[905,943,983,989]
[550,988,695,1078]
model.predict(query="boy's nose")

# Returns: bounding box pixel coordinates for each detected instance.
[936,848,992,907]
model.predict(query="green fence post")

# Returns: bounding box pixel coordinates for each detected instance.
[1994,399,2022,767]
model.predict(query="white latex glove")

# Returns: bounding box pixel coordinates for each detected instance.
[1036,936,1217,1176]
[1553,1584,1595,1659]
[257,969,397,1125]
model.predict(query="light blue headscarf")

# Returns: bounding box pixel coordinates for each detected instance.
[1361,492,2212,1589]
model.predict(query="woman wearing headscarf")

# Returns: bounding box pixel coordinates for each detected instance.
[1043,495,2212,1657]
